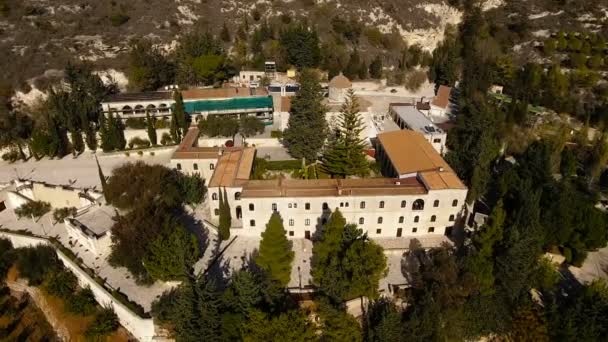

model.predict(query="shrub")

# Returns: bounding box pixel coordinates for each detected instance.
[85,307,119,339]
[2,150,20,163]
[270,130,283,139]
[266,159,302,170]
[128,137,151,149]
[155,118,168,129]
[110,13,130,27]
[124,152,130,157]
[125,117,147,129]
[15,245,61,286]
[15,201,51,219]
[65,287,97,315]
[45,270,78,298]
[53,207,78,223]
[404,70,427,92]
[137,150,143,156]
[160,132,173,146]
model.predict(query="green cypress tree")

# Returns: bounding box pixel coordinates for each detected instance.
[173,91,188,137]
[114,116,126,150]
[223,187,231,227]
[369,55,383,79]
[322,89,369,178]
[170,109,181,144]
[146,110,157,145]
[70,130,84,156]
[99,113,113,152]
[283,69,328,161]
[84,122,97,151]
[255,211,294,286]
[218,188,230,240]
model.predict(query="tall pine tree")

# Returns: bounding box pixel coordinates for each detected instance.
[146,110,157,146]
[255,211,294,287]
[283,69,327,161]
[322,89,369,178]
[173,91,188,139]
[218,188,231,240]
[99,113,113,152]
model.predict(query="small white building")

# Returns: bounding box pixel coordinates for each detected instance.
[64,205,115,256]
[429,85,452,117]
[235,71,266,87]
[328,73,352,103]
[388,104,447,154]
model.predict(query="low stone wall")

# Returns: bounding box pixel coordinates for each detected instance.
[0,231,160,342]
[199,137,282,147]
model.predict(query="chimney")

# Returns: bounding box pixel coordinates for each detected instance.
[395,181,401,185]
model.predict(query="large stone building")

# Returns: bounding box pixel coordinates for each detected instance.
[172,128,467,240]
[100,87,274,124]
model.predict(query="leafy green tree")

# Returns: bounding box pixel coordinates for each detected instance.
[52,207,78,223]
[322,89,369,178]
[255,212,294,287]
[364,299,403,342]
[127,39,175,91]
[465,200,505,295]
[280,24,321,68]
[242,309,317,342]
[15,201,51,220]
[318,302,363,341]
[14,245,61,286]
[85,307,120,339]
[311,209,387,302]
[369,56,383,79]
[65,287,97,315]
[143,219,200,281]
[44,270,77,298]
[283,69,328,161]
[146,110,157,145]
[218,188,231,240]
[175,31,229,86]
[179,174,206,206]
[239,116,265,141]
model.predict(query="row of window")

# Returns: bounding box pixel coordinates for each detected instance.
[285,227,438,237]
[249,215,455,228]
[239,199,460,212]
[177,163,215,171]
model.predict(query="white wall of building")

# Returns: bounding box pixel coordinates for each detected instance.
[170,158,217,181]
[64,220,112,256]
[208,187,467,239]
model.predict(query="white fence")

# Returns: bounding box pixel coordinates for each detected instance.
[0,231,161,342]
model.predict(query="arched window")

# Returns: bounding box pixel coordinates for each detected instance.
[212,193,218,201]
[377,217,383,224]
[412,199,425,211]
[134,105,145,114]
[158,103,169,113]
[235,192,241,200]
[176,163,182,170]
[210,163,215,170]
[401,200,406,208]
[146,104,157,113]
[359,217,364,225]
[249,203,255,211]
[430,215,436,222]
[399,216,404,223]
[250,220,256,227]
[379,201,385,209]
[452,199,458,207]
[122,105,133,115]
[449,214,455,221]
[414,216,419,223]
[322,202,329,210]
[433,200,439,207]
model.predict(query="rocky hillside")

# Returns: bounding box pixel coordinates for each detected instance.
[0,0,502,92]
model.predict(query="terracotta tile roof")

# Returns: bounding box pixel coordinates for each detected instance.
[328,73,352,89]
[431,85,451,109]
[419,170,466,190]
[171,127,223,160]
[377,130,451,175]
[281,96,291,113]
[208,148,256,187]
[181,87,268,100]
[241,177,427,198]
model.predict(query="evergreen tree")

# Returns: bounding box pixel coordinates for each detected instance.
[84,122,98,151]
[114,115,126,150]
[369,56,383,79]
[311,209,387,302]
[218,188,231,240]
[255,212,294,287]
[143,220,199,281]
[345,49,361,80]
[70,130,84,156]
[322,89,369,178]
[221,22,231,42]
[318,302,363,341]
[243,309,317,341]
[170,278,222,341]
[173,90,189,137]
[99,113,113,152]
[146,110,157,145]
[283,69,328,161]
[170,109,181,144]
